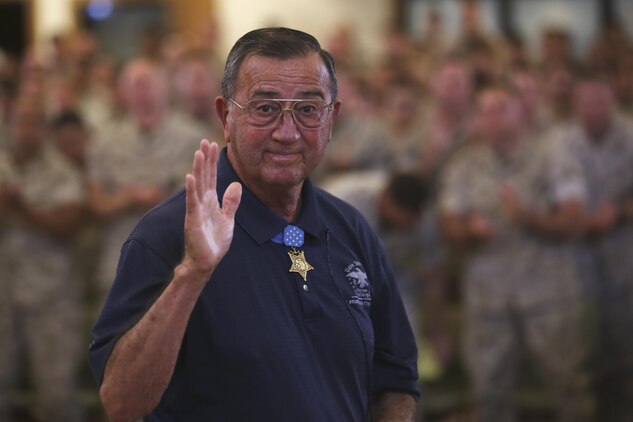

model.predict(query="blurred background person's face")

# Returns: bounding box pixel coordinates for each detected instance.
[430,60,472,112]
[510,69,542,123]
[174,58,218,120]
[54,121,89,167]
[575,81,614,138]
[119,60,168,130]
[383,84,420,129]
[9,99,46,160]
[475,88,522,148]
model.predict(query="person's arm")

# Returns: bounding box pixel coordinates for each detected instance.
[5,185,84,238]
[500,184,584,238]
[99,140,242,422]
[581,201,620,237]
[87,181,165,218]
[374,392,417,422]
[17,202,83,238]
[440,211,495,249]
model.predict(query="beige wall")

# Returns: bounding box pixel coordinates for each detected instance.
[215,0,391,64]
[29,0,391,64]
[33,0,75,43]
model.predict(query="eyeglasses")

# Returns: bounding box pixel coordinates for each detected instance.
[228,98,335,129]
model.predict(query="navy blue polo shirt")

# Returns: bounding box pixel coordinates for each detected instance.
[89,149,419,421]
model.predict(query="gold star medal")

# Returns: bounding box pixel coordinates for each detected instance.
[288,247,314,282]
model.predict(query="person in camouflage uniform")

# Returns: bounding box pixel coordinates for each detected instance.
[0,98,85,421]
[88,58,203,301]
[563,75,633,422]
[439,86,593,422]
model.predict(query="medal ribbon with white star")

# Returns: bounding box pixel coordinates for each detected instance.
[272,225,314,281]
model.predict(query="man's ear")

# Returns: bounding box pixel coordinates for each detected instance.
[215,96,229,127]
[331,99,343,122]
[215,96,231,143]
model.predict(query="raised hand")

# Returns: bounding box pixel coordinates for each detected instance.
[182,140,242,280]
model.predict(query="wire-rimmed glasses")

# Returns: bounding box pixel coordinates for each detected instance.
[228,98,335,129]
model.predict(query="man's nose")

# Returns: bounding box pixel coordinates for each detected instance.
[272,109,301,141]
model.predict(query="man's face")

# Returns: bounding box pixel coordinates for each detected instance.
[10,104,46,156]
[575,82,613,136]
[219,53,341,191]
[384,86,419,127]
[178,61,217,116]
[55,123,88,164]
[432,62,472,109]
[475,89,522,145]
[120,63,167,128]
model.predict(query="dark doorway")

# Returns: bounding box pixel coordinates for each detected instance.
[0,2,28,58]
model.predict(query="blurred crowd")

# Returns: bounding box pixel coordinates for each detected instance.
[1,0,633,420]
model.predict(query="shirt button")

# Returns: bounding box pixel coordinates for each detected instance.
[303,284,309,292]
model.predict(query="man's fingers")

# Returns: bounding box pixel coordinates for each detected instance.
[185,173,199,219]
[192,150,205,201]
[207,141,218,192]
[222,182,242,219]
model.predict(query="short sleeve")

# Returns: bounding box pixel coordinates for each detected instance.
[88,238,174,386]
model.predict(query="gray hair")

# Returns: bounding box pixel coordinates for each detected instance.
[221,27,337,100]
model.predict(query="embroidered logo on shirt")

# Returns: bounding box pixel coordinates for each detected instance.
[345,261,371,307]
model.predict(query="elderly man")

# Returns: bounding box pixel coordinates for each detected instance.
[89,27,419,421]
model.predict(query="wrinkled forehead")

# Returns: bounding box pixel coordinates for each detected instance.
[236,53,332,99]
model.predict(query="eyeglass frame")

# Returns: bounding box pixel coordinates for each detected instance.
[227,97,336,129]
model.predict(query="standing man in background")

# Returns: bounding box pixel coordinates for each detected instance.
[87,57,203,303]
[90,27,419,421]
[439,85,593,422]
[0,98,85,422]
[564,74,633,422]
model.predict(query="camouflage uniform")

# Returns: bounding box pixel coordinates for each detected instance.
[360,121,425,172]
[88,113,202,299]
[563,117,633,422]
[439,135,593,422]
[0,145,85,422]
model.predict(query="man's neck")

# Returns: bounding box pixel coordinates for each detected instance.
[250,182,303,222]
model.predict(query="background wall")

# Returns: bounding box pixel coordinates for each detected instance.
[215,0,390,64]
[27,0,390,63]
[26,0,633,65]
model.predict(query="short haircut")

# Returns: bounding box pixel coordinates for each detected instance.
[385,172,430,214]
[221,27,337,100]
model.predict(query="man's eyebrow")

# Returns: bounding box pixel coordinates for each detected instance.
[250,90,325,99]
[250,90,278,98]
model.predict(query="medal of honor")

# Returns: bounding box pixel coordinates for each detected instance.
[272,225,315,282]
[288,247,314,282]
